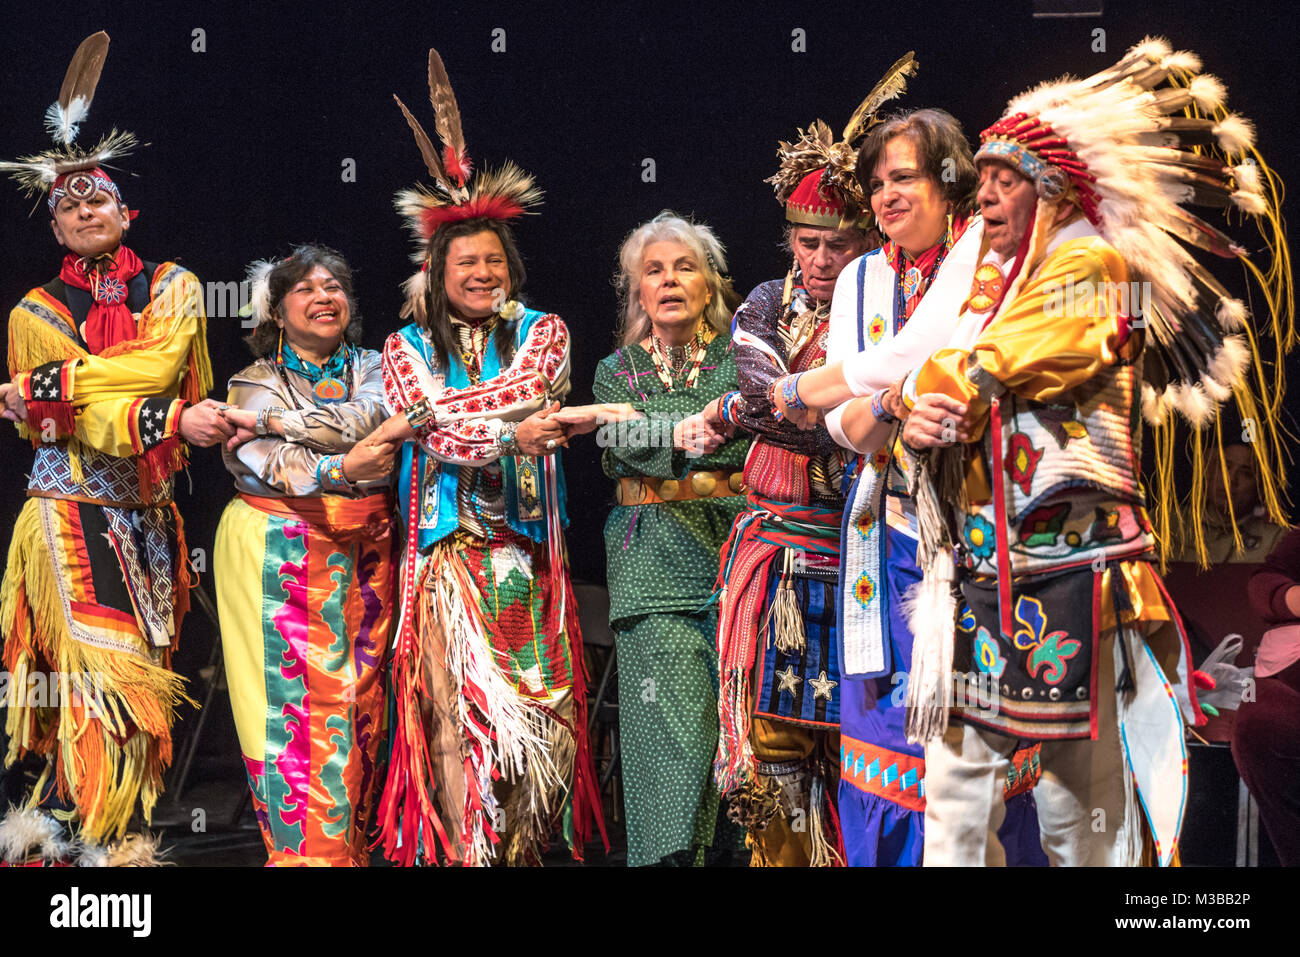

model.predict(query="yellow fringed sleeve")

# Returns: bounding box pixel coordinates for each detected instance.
[70,396,188,458]
[913,237,1129,440]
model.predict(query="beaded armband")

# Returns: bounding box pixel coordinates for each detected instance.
[717,390,743,426]
[871,389,899,425]
[781,373,807,411]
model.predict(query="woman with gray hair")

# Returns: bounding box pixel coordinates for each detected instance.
[556,211,749,865]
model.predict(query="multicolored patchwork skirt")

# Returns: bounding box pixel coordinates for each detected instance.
[379,531,584,867]
[215,492,394,867]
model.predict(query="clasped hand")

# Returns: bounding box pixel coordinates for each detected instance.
[900,394,973,449]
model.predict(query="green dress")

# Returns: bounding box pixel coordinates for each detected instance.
[594,335,750,866]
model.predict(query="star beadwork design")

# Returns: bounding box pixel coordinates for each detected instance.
[775,666,801,694]
[809,671,838,700]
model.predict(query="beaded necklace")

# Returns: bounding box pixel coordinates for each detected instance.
[274,338,354,409]
[649,326,709,391]
[892,218,954,332]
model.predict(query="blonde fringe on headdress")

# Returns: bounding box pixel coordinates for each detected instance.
[1154,45,1294,565]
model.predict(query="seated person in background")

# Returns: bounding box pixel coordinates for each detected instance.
[1233,525,1300,866]
[1164,441,1289,742]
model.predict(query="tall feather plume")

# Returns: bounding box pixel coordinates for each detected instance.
[45,31,110,147]
[842,51,918,143]
[393,94,453,194]
[427,48,470,186]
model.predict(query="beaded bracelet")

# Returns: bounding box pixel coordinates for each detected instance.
[718,390,742,426]
[768,382,785,422]
[317,453,351,491]
[871,389,899,425]
[781,373,808,412]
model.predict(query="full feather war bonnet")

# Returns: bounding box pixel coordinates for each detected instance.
[393,47,543,321]
[0,31,138,214]
[975,36,1294,564]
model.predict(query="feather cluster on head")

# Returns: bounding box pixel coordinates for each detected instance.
[980,36,1291,432]
[392,47,543,254]
[982,36,1296,568]
[394,162,543,251]
[0,31,141,201]
[766,52,918,229]
[243,258,279,327]
[767,121,864,210]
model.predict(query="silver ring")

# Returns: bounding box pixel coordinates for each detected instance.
[545,439,557,450]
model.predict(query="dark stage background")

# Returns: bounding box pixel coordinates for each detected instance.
[1,0,1297,848]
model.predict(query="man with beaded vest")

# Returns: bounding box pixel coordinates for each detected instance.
[706,81,889,865]
[0,32,230,865]
[369,48,605,866]
[899,39,1290,866]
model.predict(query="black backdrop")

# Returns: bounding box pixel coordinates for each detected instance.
[2,0,1297,690]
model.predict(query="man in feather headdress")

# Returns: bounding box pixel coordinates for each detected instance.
[707,70,900,866]
[897,38,1291,866]
[0,32,229,865]
[370,47,605,866]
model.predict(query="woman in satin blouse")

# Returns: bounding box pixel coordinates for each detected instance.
[213,244,396,866]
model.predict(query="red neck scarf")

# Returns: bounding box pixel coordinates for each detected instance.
[59,246,145,354]
[883,212,972,323]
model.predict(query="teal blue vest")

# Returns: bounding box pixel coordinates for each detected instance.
[394,309,568,551]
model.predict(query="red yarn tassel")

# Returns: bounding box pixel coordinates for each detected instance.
[25,400,74,439]
[564,574,610,860]
[824,785,847,866]
[138,435,187,491]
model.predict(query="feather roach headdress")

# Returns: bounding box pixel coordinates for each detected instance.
[0,32,138,210]
[977,37,1294,563]
[393,46,543,316]
[766,52,918,229]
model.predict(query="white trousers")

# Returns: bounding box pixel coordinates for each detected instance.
[923,630,1139,866]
